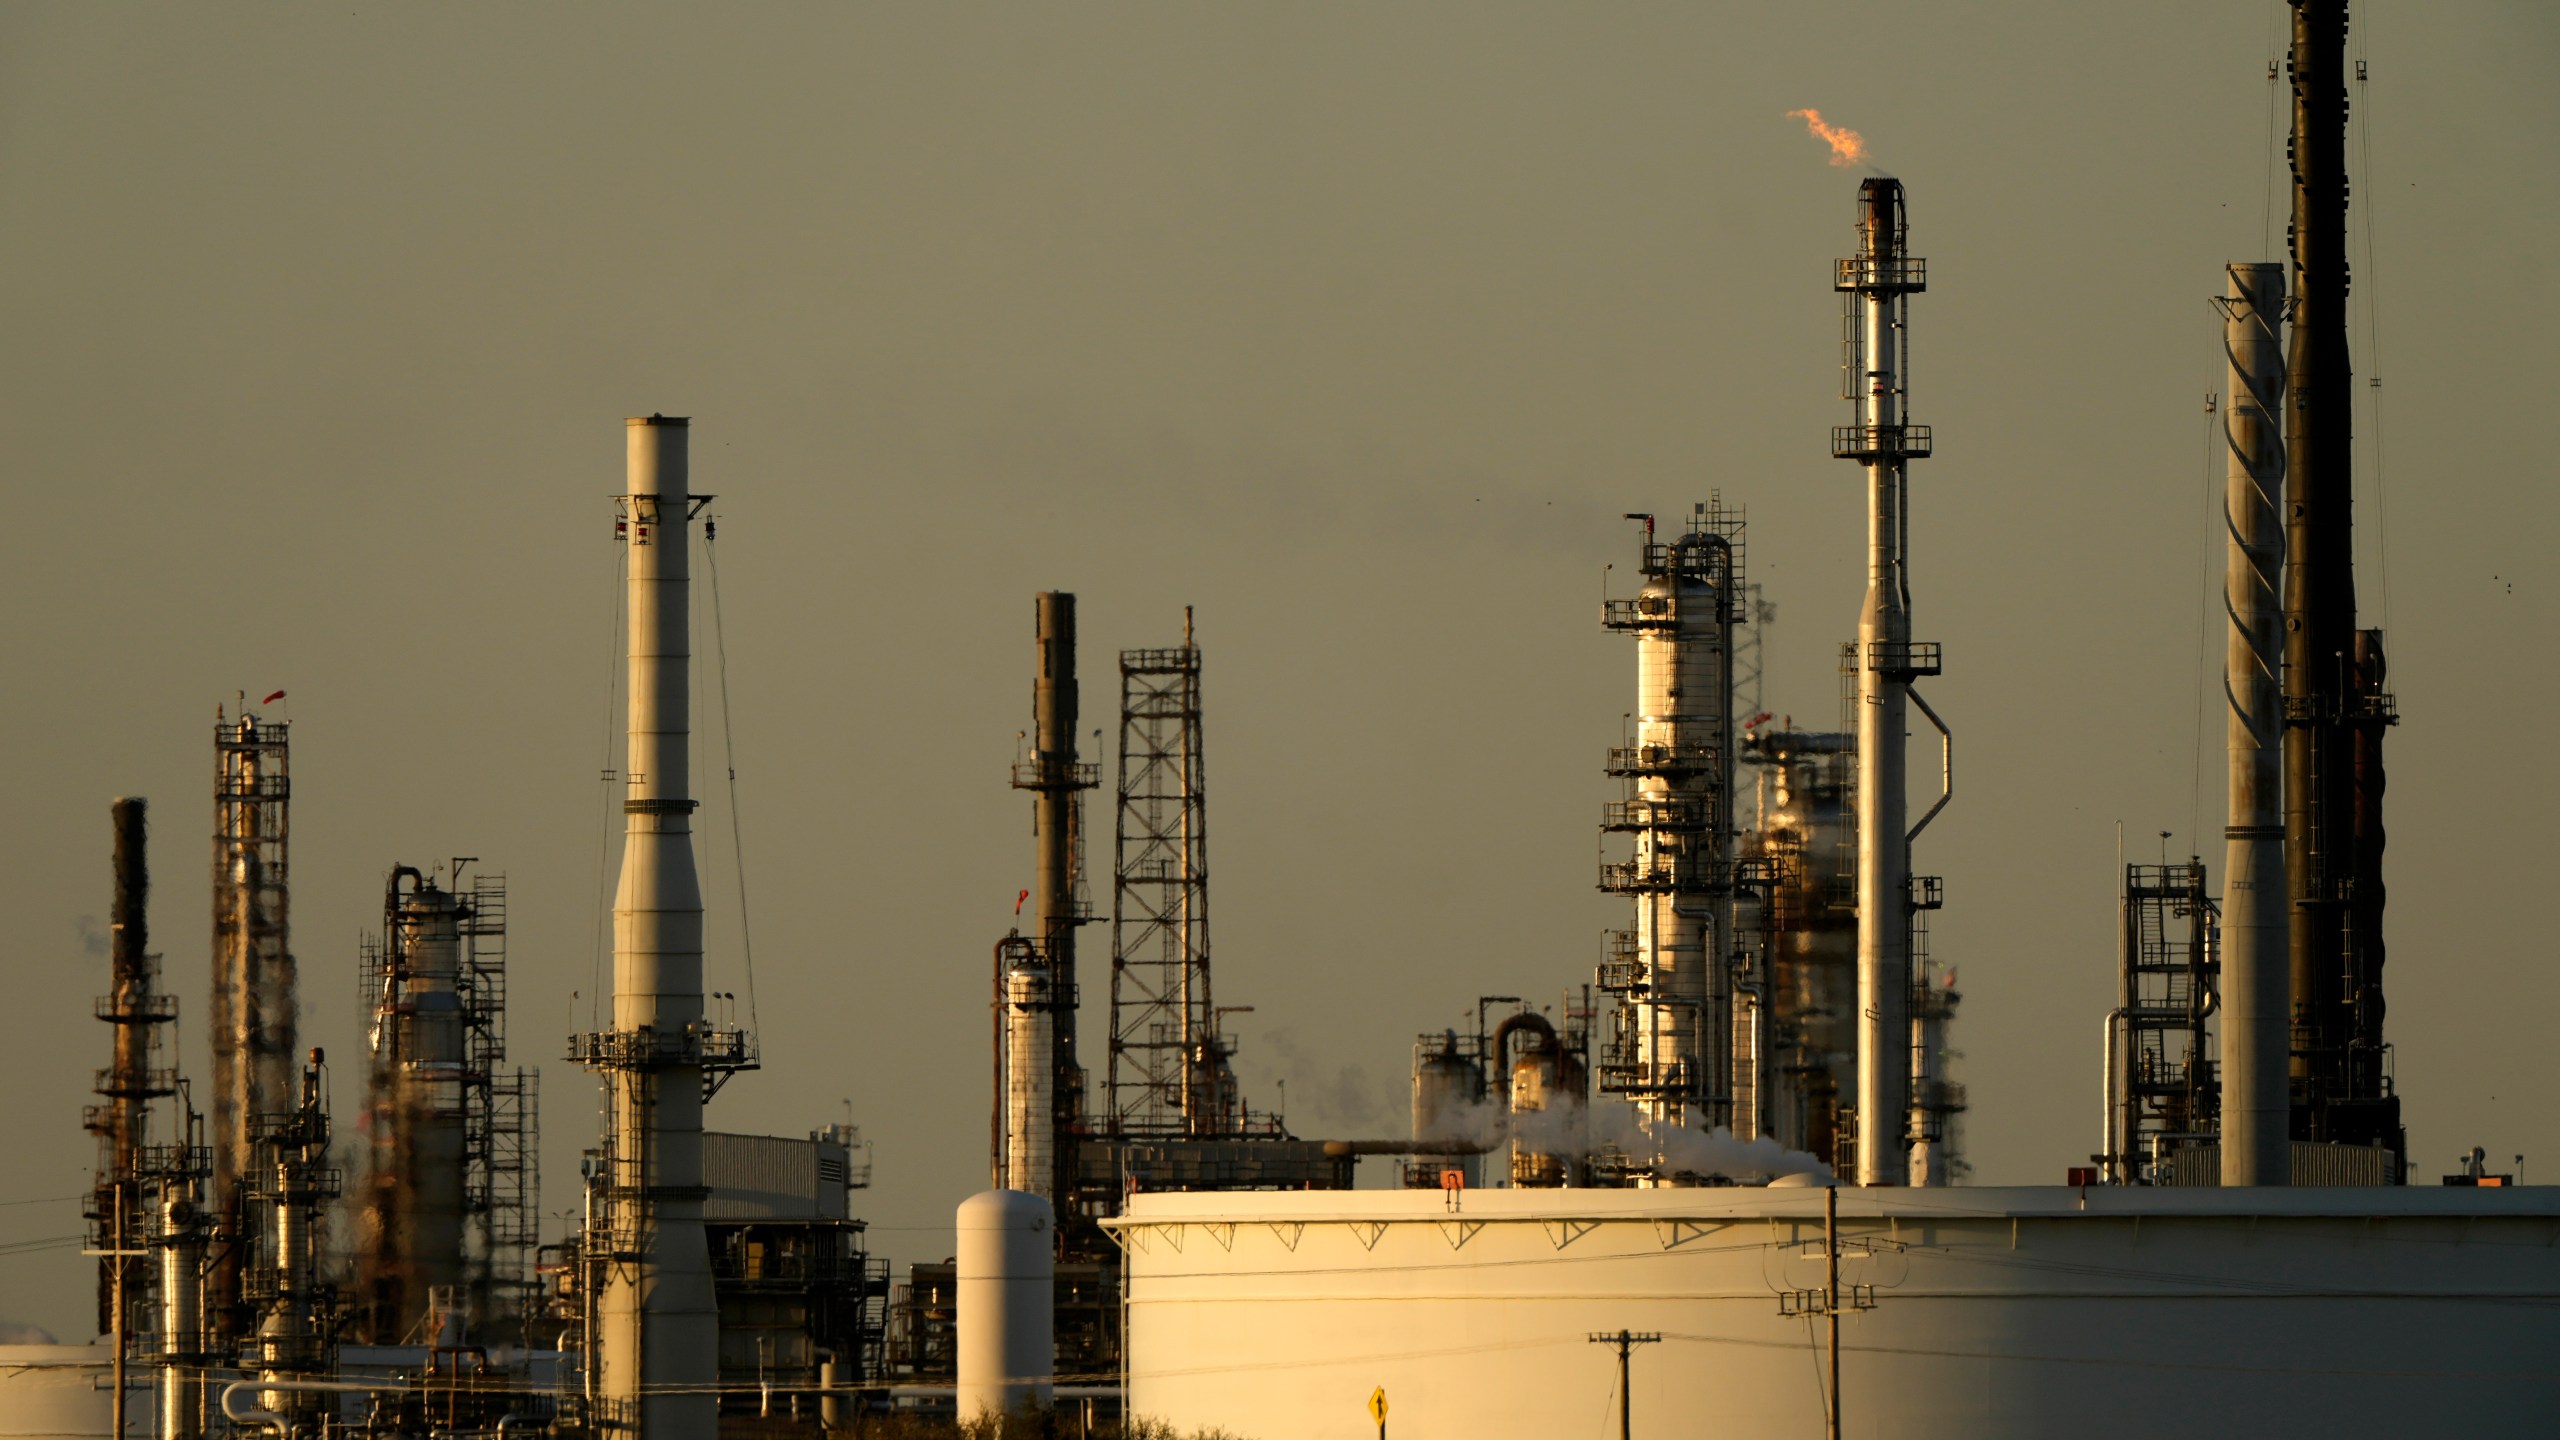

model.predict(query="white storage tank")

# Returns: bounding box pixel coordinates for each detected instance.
[1112,1186,2560,1439]
[0,1344,138,1440]
[955,1190,1054,1423]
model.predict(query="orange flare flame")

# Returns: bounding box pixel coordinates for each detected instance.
[1788,108,1866,167]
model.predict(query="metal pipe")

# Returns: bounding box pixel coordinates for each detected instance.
[2102,1008,2129,1184]
[220,1379,408,1440]
[1904,689,1952,844]
[1322,1139,1494,1158]
[2219,261,2290,1187]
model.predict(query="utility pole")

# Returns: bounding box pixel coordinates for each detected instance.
[1777,1184,1874,1440]
[1586,1329,1661,1440]
[1825,1184,1841,1440]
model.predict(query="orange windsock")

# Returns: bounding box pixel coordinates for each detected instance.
[1787,108,1867,167]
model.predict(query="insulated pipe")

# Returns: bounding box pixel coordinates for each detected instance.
[2220,262,2290,1187]
[600,416,720,1440]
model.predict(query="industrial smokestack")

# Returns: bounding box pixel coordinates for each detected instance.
[999,593,1094,1211]
[1833,177,1940,1187]
[2280,0,2400,1166]
[2219,262,2289,1187]
[581,415,728,1440]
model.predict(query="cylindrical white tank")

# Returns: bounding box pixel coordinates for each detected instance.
[1115,1186,2560,1439]
[0,1346,131,1440]
[956,1190,1055,1423]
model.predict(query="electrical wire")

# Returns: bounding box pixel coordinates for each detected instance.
[588,531,628,1031]
[703,521,761,1039]
[2191,385,2219,853]
[2263,3,2284,260]
[2353,20,2390,630]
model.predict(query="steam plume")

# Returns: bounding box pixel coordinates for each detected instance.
[1788,108,1867,167]
[1428,1090,1832,1183]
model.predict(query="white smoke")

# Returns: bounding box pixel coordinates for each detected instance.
[1431,1089,1832,1183]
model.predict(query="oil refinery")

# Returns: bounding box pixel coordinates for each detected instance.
[7,3,2559,1439]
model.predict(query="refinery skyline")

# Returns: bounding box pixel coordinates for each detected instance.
[3,1,2556,1347]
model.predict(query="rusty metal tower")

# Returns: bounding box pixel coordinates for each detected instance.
[1107,610,1232,1139]
[209,703,293,1338]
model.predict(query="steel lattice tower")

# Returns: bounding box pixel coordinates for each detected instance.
[1106,618,1225,1139]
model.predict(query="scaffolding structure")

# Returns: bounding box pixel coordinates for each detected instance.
[210,706,294,1344]
[459,874,539,1328]
[2111,861,2221,1184]
[1107,619,1231,1139]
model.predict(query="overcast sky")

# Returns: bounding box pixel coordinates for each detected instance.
[3,3,2554,1340]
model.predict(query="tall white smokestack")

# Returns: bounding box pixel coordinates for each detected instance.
[2219,263,2289,1187]
[1834,178,1940,1187]
[586,415,724,1440]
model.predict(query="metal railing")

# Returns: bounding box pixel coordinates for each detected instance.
[1833,255,1927,292]
[568,1025,758,1071]
[1830,423,1934,461]
[1865,639,1943,677]
[1605,742,1722,778]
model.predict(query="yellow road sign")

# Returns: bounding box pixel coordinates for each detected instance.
[1368,1387,1389,1424]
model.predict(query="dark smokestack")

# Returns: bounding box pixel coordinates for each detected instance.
[2281,0,2400,1167]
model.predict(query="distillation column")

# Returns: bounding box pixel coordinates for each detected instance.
[580,416,730,1440]
[1599,515,1736,1151]
[251,1053,338,1430]
[2220,263,2289,1187]
[210,708,293,1334]
[359,869,471,1338]
[1833,178,1939,1187]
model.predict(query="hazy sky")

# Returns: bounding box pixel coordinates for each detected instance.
[4,3,2555,1340]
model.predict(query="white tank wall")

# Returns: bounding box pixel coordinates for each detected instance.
[1114,1187,2560,1439]
[0,1348,144,1440]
